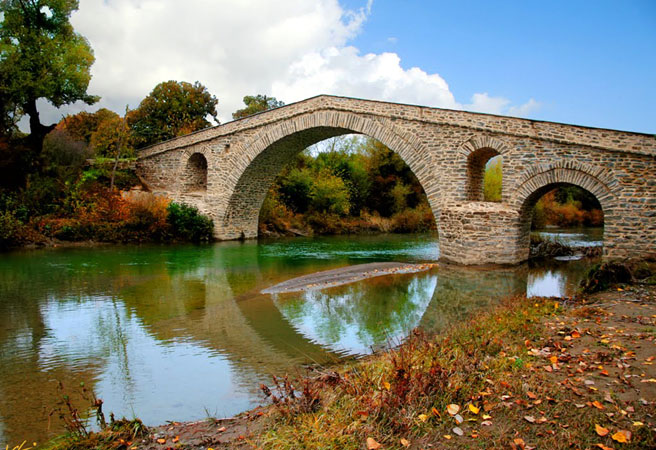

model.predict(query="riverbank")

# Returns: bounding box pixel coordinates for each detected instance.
[44,260,655,449]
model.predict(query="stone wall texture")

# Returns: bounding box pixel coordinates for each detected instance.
[137,95,656,265]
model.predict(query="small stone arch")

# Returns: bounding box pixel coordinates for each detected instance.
[180,151,209,193]
[217,110,436,239]
[509,161,620,260]
[457,136,509,201]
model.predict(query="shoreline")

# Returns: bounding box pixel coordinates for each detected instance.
[41,263,655,449]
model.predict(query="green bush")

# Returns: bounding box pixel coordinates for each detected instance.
[166,202,213,242]
[0,210,22,249]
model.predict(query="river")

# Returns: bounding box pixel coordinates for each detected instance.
[0,230,600,445]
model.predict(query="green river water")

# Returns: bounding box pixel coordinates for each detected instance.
[0,232,600,445]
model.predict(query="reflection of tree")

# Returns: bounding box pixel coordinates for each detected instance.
[274,272,438,354]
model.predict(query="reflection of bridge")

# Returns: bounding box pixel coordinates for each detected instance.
[137,95,656,265]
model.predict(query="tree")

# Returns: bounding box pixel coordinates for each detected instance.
[128,80,218,148]
[57,108,120,144]
[0,0,98,159]
[232,95,284,120]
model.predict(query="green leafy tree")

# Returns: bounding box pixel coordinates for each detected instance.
[232,95,284,120]
[483,156,502,202]
[278,168,314,213]
[0,0,98,158]
[310,171,351,215]
[128,80,218,148]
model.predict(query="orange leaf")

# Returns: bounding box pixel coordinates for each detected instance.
[595,424,609,436]
[592,401,604,410]
[526,391,537,400]
[550,355,558,364]
[400,438,410,447]
[611,430,631,443]
[156,438,166,444]
[366,437,382,449]
[595,445,614,450]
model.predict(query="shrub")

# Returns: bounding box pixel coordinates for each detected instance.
[0,210,22,249]
[166,202,213,242]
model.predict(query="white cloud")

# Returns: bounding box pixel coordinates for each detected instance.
[24,0,538,129]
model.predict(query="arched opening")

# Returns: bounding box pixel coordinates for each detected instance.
[520,183,604,259]
[467,147,501,201]
[182,153,207,192]
[258,135,437,237]
[219,119,439,241]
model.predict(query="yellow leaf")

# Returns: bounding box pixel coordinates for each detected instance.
[383,381,391,391]
[443,435,452,440]
[550,355,558,364]
[595,424,609,436]
[482,414,492,420]
[418,414,428,422]
[366,437,382,449]
[446,404,460,415]
[632,421,644,427]
[400,438,410,447]
[468,404,480,414]
[611,430,631,443]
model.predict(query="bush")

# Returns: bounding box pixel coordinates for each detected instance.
[0,210,22,249]
[166,202,214,242]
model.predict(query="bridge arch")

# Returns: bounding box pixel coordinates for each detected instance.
[509,161,620,259]
[218,110,438,239]
[457,136,510,201]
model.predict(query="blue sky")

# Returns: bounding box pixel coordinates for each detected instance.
[341,0,656,132]
[31,0,655,134]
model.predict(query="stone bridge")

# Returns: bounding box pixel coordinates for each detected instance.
[137,95,656,265]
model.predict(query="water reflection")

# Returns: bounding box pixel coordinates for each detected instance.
[274,272,438,355]
[0,233,600,446]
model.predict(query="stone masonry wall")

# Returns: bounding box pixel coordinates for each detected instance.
[137,95,656,265]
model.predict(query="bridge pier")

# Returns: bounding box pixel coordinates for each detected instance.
[438,203,527,265]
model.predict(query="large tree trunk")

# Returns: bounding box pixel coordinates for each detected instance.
[23,97,56,169]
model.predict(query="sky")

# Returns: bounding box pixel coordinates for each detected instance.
[29,0,656,133]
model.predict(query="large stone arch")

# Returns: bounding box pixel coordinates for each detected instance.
[217,110,438,239]
[508,160,620,260]
[456,135,510,201]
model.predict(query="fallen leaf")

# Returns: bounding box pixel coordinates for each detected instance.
[172,436,179,443]
[366,437,382,449]
[383,381,391,391]
[400,438,410,447]
[482,414,492,419]
[431,406,440,416]
[469,404,480,414]
[443,435,452,440]
[571,331,581,338]
[418,414,428,423]
[524,415,536,423]
[481,420,492,426]
[550,355,559,364]
[452,427,464,436]
[156,438,166,444]
[611,430,631,443]
[595,445,614,450]
[447,404,460,415]
[217,426,226,432]
[454,414,464,424]
[632,421,644,427]
[513,437,526,449]
[600,369,609,376]
[592,401,605,410]
[526,391,537,399]
[595,424,609,436]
